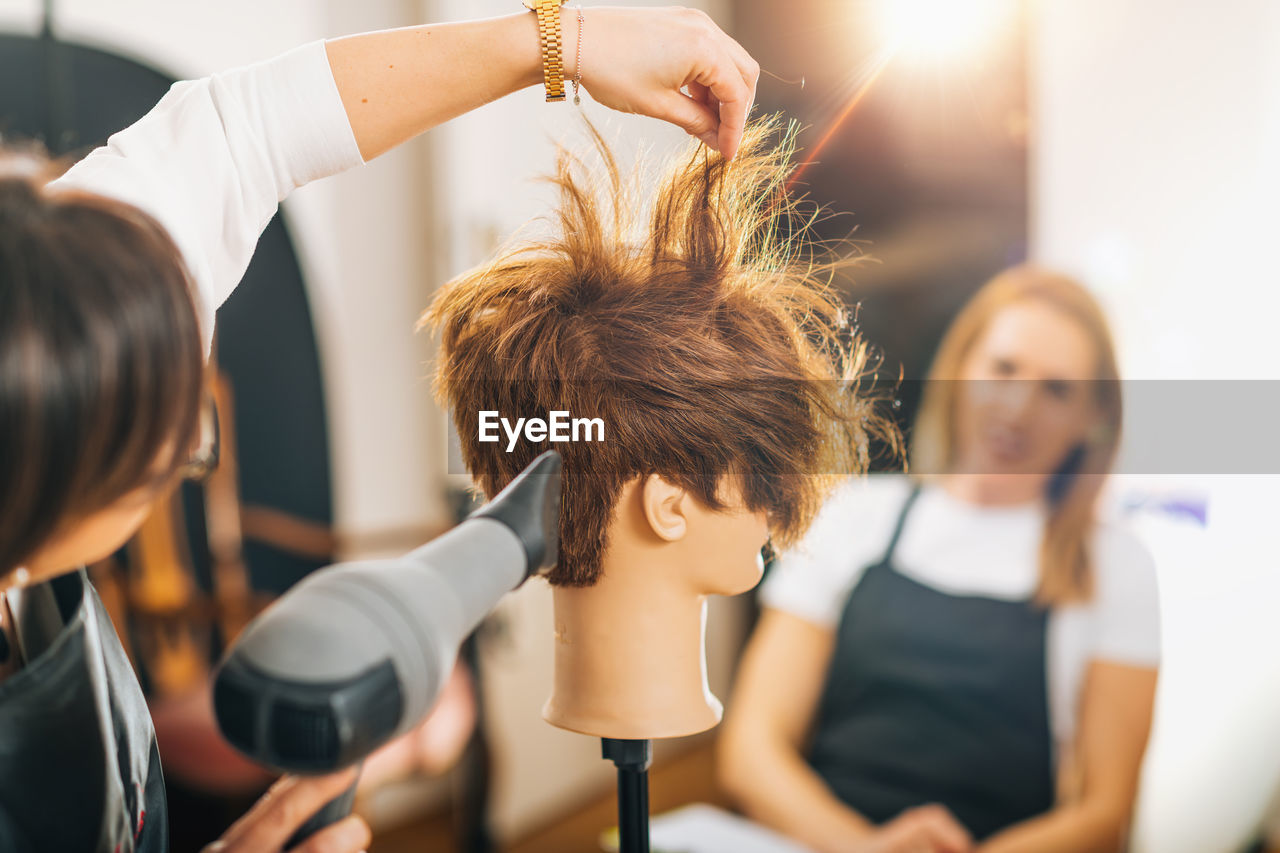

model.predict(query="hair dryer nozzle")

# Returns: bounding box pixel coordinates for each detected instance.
[469,449,561,579]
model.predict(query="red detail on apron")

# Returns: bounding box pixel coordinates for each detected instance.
[135,782,146,838]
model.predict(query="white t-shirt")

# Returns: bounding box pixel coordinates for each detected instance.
[49,41,365,348]
[761,474,1161,755]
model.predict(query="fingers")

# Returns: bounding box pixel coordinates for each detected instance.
[692,51,753,160]
[583,6,760,158]
[912,805,974,853]
[875,805,973,853]
[288,815,371,853]
[687,80,714,113]
[213,768,361,852]
[720,32,762,110]
[679,9,759,159]
[685,80,722,144]
[869,821,934,853]
[655,90,720,150]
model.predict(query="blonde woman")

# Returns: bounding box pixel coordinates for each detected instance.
[720,267,1159,853]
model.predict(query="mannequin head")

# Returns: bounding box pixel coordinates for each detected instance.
[426,121,892,737]
[624,472,770,597]
[425,121,886,589]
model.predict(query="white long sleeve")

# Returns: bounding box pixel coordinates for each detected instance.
[49,40,365,354]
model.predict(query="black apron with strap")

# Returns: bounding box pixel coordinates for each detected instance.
[807,486,1055,841]
[0,569,167,852]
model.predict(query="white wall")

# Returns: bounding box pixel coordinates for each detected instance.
[1032,0,1280,383]
[1032,3,1280,851]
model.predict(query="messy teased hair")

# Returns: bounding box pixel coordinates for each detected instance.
[0,149,204,577]
[425,119,892,586]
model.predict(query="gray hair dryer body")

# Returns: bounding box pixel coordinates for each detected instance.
[213,450,561,774]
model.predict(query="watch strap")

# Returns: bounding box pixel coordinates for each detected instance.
[530,0,567,102]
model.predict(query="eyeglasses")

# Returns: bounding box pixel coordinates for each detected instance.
[178,392,221,483]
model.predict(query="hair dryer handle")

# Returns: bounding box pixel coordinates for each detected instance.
[284,768,361,850]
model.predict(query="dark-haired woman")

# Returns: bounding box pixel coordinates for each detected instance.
[0,8,759,852]
[719,268,1160,853]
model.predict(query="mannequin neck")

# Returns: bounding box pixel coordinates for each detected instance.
[542,546,722,739]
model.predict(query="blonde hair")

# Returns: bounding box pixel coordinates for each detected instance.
[911,265,1122,605]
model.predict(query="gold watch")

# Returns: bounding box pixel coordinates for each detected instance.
[523,0,569,102]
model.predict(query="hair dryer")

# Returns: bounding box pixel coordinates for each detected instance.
[211,450,560,840]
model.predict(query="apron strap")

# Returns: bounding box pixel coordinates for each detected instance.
[879,482,923,566]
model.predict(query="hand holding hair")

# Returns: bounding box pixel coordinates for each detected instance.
[566,6,761,159]
[327,5,760,162]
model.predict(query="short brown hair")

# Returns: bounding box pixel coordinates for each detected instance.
[0,150,204,576]
[425,121,892,586]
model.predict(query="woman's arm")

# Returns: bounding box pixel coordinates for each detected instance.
[979,661,1158,853]
[328,8,760,161]
[51,7,758,351]
[718,609,873,852]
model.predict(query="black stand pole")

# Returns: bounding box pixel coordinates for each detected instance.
[602,738,652,853]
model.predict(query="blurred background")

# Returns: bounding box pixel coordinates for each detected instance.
[1,1,1278,851]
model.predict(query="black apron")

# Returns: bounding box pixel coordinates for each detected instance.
[0,570,167,852]
[807,486,1055,841]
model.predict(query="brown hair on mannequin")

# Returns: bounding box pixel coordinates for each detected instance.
[911,265,1123,605]
[425,119,893,587]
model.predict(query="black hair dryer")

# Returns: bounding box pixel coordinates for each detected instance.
[212,451,561,842]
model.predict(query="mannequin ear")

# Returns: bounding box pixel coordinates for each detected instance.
[640,474,689,542]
